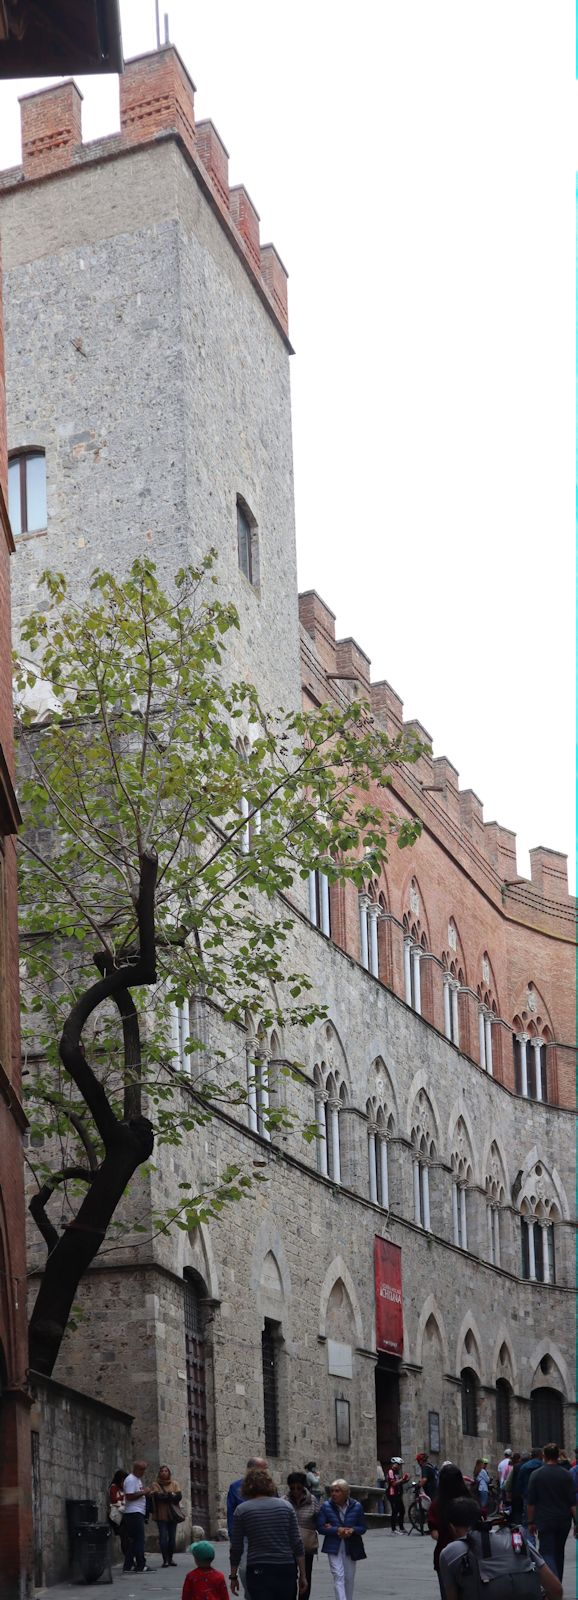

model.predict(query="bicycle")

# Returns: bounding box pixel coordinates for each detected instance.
[407,1480,431,1535]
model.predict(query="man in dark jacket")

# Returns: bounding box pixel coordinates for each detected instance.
[527,1442,577,1580]
[517,1449,542,1536]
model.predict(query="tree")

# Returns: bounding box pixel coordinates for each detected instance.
[15,554,425,1376]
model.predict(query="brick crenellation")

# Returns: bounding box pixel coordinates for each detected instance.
[9,46,290,341]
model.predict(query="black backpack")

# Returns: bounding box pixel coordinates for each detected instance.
[459,1524,542,1600]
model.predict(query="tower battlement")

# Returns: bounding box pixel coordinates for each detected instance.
[4,46,289,342]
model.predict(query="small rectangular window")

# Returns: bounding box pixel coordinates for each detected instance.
[9,450,47,536]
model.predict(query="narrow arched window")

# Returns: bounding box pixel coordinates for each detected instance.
[461,1368,478,1435]
[9,449,47,536]
[237,496,259,587]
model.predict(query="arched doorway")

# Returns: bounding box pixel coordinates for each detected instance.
[531,1387,564,1448]
[183,1272,210,1528]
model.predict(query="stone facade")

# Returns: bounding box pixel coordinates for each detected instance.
[29,1373,132,1586]
[0,41,575,1550]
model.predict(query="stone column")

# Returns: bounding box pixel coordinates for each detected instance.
[316,1095,328,1177]
[368,903,380,977]
[413,1160,422,1225]
[460,1186,468,1251]
[320,872,331,936]
[484,1014,493,1077]
[359,895,369,970]
[422,1165,431,1231]
[451,984,460,1047]
[487,1204,494,1262]
[404,938,413,1004]
[527,1219,536,1280]
[330,1100,341,1184]
[259,1060,270,1141]
[170,1000,180,1062]
[240,794,250,853]
[542,1224,550,1284]
[308,870,317,924]
[478,1009,486,1071]
[532,1039,543,1102]
[412,949,422,1015]
[379,1140,389,1210]
[489,1209,499,1260]
[247,1048,258,1132]
[452,1180,460,1245]
[443,978,452,1040]
[368,1128,378,1202]
[517,1034,529,1097]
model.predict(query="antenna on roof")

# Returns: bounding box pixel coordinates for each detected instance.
[164,13,170,44]
[154,0,161,48]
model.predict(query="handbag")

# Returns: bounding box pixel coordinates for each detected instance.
[169,1503,186,1524]
[108,1504,123,1528]
[347,1531,366,1562]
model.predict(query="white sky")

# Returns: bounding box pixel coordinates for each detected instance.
[0,1,576,888]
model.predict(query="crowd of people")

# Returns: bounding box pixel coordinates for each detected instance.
[106,1440,578,1599]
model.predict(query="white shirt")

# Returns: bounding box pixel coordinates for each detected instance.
[498,1457,511,1486]
[123,1474,146,1515]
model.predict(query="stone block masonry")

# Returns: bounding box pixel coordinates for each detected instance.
[29,1372,133,1586]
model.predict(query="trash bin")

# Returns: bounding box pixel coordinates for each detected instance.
[66,1499,98,1563]
[72,1522,112,1584]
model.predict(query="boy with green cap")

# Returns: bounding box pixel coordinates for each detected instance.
[182,1540,229,1600]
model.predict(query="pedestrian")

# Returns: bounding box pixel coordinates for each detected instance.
[427,1463,473,1597]
[472,1459,490,1516]
[497,1446,512,1489]
[517,1448,543,1538]
[304,1463,322,1501]
[416,1451,438,1501]
[122,1458,154,1575]
[502,1452,523,1521]
[108,1470,132,1565]
[227,1456,268,1598]
[526,1441,578,1581]
[150,1464,183,1568]
[316,1478,366,1600]
[230,1465,306,1600]
[438,1495,562,1600]
[182,1540,229,1600]
[286,1472,318,1599]
[386,1458,408,1533]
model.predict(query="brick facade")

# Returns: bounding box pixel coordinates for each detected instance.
[0,43,575,1553]
[0,241,31,1596]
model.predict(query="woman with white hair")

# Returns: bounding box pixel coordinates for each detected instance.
[316,1480,366,1600]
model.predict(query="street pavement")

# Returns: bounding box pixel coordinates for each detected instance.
[40,1526,577,1599]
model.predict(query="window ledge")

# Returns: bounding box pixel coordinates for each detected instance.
[15,527,48,543]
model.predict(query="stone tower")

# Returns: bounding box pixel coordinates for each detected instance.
[0,46,302,718]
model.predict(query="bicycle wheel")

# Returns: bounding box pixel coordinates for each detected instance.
[408,1502,423,1533]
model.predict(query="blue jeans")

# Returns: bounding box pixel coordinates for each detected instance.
[122,1512,146,1571]
[538,1527,569,1581]
[158,1520,176,1563]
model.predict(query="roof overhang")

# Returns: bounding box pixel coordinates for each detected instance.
[0,0,123,77]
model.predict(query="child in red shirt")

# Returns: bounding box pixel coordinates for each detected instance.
[182,1541,229,1600]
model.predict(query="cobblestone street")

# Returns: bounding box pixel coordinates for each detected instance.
[41,1527,577,1600]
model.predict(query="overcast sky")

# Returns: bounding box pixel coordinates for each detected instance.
[0,2,575,888]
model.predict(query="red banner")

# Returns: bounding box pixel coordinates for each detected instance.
[374,1237,403,1356]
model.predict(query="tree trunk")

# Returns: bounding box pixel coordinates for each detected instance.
[28,1115,154,1376]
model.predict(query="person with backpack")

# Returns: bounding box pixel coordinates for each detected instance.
[428,1463,473,1594]
[526,1441,578,1581]
[416,1451,438,1501]
[438,1496,562,1600]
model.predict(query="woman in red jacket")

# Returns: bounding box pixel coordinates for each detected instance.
[427,1463,473,1596]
